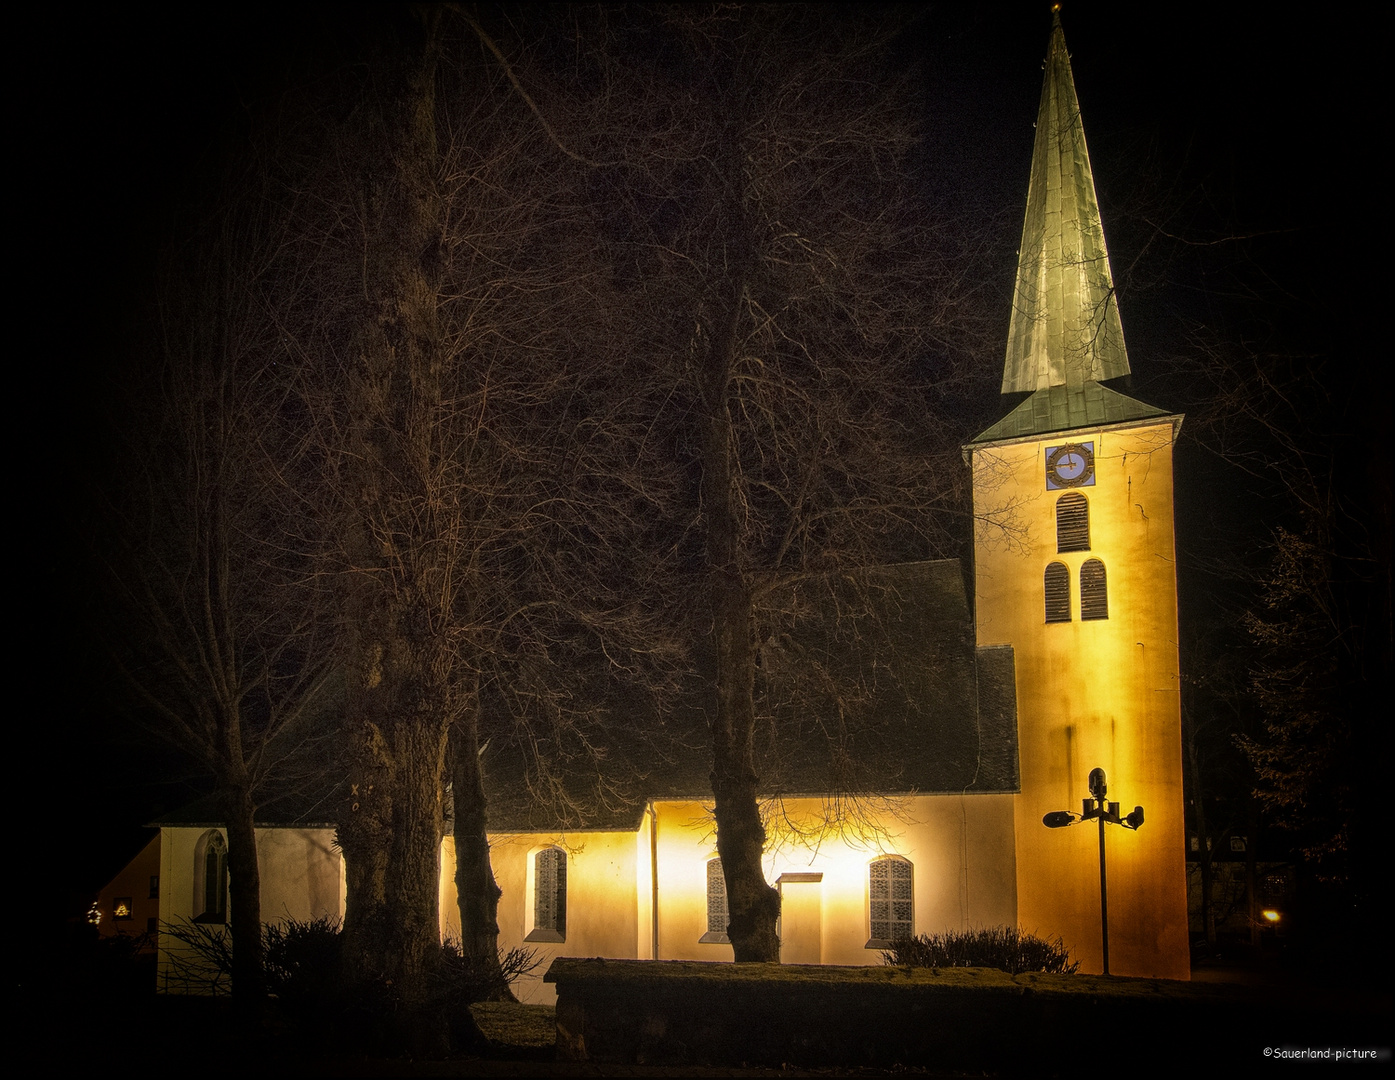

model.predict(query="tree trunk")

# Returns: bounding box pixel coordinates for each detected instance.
[340,684,453,1054]
[221,781,265,1002]
[698,258,781,963]
[335,6,467,1054]
[450,712,509,997]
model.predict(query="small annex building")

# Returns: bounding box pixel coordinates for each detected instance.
[149,12,1190,999]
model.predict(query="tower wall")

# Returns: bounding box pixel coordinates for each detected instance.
[971,419,1189,979]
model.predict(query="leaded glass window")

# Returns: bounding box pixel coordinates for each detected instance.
[532,848,567,941]
[701,858,730,943]
[869,857,913,944]
[195,831,227,923]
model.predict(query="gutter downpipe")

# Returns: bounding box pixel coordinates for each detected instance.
[648,800,660,960]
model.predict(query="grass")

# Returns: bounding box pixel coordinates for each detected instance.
[469,1001,556,1050]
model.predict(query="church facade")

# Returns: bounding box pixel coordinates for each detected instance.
[149,14,1190,999]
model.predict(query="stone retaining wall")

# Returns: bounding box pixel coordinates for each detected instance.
[545,958,1383,1070]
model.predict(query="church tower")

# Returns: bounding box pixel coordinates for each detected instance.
[967,12,1189,979]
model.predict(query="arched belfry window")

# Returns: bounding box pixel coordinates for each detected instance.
[700,858,730,944]
[1056,493,1090,552]
[1045,562,1071,623]
[868,856,914,947]
[526,847,567,943]
[193,830,227,924]
[1081,559,1108,620]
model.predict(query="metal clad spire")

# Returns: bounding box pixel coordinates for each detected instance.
[1002,11,1130,394]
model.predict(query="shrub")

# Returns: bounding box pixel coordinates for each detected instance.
[438,938,543,1005]
[883,927,1079,975]
[264,914,344,1005]
[159,917,234,994]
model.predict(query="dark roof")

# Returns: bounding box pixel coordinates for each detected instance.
[483,560,1019,833]
[156,560,1019,836]
[970,381,1178,443]
[151,781,343,829]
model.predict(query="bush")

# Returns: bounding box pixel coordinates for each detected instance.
[161,914,542,1051]
[438,938,543,1005]
[264,915,344,1005]
[883,927,1079,975]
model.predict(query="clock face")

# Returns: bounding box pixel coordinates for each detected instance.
[1046,442,1095,489]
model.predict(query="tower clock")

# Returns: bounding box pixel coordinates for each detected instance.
[1045,441,1094,489]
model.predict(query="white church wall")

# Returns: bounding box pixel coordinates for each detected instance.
[256,827,343,926]
[468,828,647,1005]
[156,825,342,993]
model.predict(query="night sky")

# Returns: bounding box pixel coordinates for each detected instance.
[24,4,1377,919]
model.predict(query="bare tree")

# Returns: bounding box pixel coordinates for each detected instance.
[500,5,991,962]
[99,152,340,1004]
[1165,331,1382,890]
[279,7,683,1040]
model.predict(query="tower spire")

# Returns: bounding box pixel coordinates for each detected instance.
[1002,11,1128,394]
[971,11,1169,443]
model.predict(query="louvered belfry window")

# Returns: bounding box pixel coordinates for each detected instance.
[869,857,914,943]
[1080,559,1109,620]
[1056,493,1090,552]
[1045,562,1071,623]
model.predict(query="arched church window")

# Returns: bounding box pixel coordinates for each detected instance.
[193,830,227,924]
[1056,493,1090,552]
[700,858,730,944]
[1044,562,1070,623]
[867,856,913,947]
[1080,559,1108,620]
[526,847,567,943]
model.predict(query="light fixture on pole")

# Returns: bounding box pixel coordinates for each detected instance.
[1042,767,1144,975]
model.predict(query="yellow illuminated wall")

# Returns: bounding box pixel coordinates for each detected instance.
[649,797,1015,969]
[971,419,1189,978]
[156,790,1018,998]
[459,828,647,1005]
[472,793,1016,1004]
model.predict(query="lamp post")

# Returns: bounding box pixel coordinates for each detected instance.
[1043,767,1144,975]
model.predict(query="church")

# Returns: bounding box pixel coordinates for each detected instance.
[141,14,1190,999]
